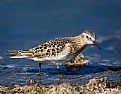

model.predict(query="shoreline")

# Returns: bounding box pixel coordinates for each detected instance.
[0,77,121,94]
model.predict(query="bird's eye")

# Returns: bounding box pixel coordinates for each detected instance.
[86,36,88,38]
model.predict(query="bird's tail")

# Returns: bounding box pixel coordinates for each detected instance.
[6,50,34,58]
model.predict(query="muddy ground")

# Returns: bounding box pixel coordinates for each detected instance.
[0,77,121,94]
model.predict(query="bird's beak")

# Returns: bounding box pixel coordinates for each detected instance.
[93,41,101,50]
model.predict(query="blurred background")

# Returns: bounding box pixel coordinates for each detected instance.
[0,0,121,85]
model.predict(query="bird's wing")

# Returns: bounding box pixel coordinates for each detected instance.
[32,38,72,58]
[6,38,73,59]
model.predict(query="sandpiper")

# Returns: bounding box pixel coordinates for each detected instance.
[6,30,100,73]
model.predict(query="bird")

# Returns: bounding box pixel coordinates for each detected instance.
[6,30,101,73]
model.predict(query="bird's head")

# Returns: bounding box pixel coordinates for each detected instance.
[81,30,101,49]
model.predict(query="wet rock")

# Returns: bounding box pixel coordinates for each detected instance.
[0,78,121,94]
[65,54,84,70]
[26,78,36,84]
[107,80,121,88]
[86,77,107,93]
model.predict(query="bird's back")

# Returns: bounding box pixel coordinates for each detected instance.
[7,37,82,62]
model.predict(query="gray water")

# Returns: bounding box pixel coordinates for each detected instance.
[0,0,121,85]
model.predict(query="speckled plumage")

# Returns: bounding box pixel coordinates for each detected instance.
[7,37,85,63]
[7,30,99,73]
[32,38,71,59]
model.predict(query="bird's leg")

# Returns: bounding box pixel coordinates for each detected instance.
[56,66,61,74]
[38,63,44,77]
[56,65,63,79]
[39,63,42,73]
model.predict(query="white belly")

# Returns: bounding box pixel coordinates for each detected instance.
[31,53,78,65]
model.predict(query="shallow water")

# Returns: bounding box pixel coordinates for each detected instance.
[0,0,121,85]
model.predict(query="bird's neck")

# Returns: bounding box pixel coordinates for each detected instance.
[71,35,87,51]
[75,35,86,45]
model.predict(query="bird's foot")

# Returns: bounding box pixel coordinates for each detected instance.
[53,68,61,74]
[59,74,64,79]
[37,72,44,77]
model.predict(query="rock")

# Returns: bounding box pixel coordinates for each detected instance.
[26,78,36,84]
[65,53,84,70]
[0,78,121,94]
